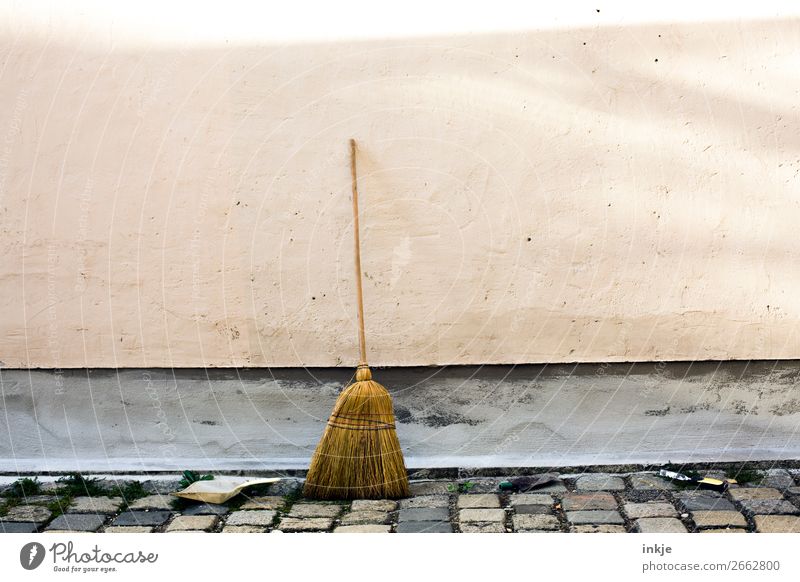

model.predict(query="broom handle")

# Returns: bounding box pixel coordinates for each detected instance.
[350,138,368,367]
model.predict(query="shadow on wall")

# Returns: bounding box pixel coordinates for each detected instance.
[1,18,799,368]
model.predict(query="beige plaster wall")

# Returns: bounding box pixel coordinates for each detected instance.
[1,10,799,367]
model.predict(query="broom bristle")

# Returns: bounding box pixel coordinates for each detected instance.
[303,367,410,499]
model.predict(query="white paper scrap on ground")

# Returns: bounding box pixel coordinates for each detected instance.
[173,477,281,504]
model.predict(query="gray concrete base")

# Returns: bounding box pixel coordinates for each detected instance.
[2,362,800,472]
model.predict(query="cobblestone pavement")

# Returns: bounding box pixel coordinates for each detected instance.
[2,468,800,533]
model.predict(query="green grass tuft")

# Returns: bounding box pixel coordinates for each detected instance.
[0,499,16,517]
[56,473,108,497]
[113,481,149,504]
[169,496,195,511]
[725,467,762,485]
[46,496,72,520]
[5,477,42,499]
[447,481,476,493]
[1,478,43,516]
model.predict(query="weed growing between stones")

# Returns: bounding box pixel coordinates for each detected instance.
[6,477,41,498]
[169,496,195,512]
[726,467,763,485]
[270,489,304,527]
[0,498,16,517]
[1,477,44,517]
[447,481,477,493]
[56,473,108,497]
[46,496,72,519]
[113,481,149,506]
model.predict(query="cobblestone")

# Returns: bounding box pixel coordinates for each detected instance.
[562,493,617,511]
[567,510,624,525]
[339,510,390,525]
[128,495,173,511]
[221,525,265,533]
[398,507,449,522]
[334,524,391,533]
[513,505,553,514]
[738,500,799,515]
[18,495,57,505]
[239,496,285,510]
[575,475,626,491]
[459,508,506,523]
[510,493,553,514]
[398,495,449,509]
[0,522,38,533]
[276,517,334,532]
[112,511,172,527]
[2,505,52,523]
[182,503,230,516]
[226,510,276,526]
[103,526,154,533]
[691,510,747,528]
[512,514,560,531]
[635,518,688,533]
[729,487,784,501]
[754,515,800,533]
[629,473,677,490]
[351,499,397,512]
[287,504,343,518]
[572,524,627,533]
[166,515,219,532]
[760,469,795,489]
[457,494,500,508]
[624,502,678,519]
[460,522,507,533]
[69,496,123,514]
[46,513,107,532]
[676,493,736,512]
[509,493,553,506]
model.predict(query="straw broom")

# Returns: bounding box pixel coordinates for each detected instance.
[303,139,410,500]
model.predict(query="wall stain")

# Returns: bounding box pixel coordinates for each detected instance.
[394,405,482,427]
[680,403,711,414]
[419,411,483,427]
[644,406,671,416]
[731,400,759,415]
[770,399,800,416]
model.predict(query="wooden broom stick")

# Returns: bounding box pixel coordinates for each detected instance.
[350,138,368,369]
